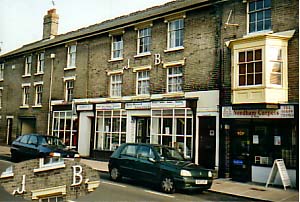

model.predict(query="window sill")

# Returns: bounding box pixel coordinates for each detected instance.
[108,58,123,62]
[34,72,44,76]
[20,105,29,109]
[0,173,14,179]
[22,74,31,78]
[64,66,76,71]
[163,92,185,98]
[33,105,42,108]
[134,52,151,58]
[244,30,273,38]
[33,163,66,173]
[164,46,184,53]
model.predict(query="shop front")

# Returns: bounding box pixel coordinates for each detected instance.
[90,100,197,160]
[221,105,298,187]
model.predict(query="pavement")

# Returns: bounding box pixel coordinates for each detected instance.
[0,145,299,202]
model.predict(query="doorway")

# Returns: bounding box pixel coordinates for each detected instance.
[198,116,216,169]
[135,117,150,143]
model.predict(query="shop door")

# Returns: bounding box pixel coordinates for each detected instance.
[136,117,150,143]
[230,127,251,182]
[198,116,216,169]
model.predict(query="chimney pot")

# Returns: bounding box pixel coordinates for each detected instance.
[43,9,59,39]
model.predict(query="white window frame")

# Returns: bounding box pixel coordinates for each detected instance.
[110,74,122,97]
[66,44,76,69]
[136,70,150,95]
[39,195,64,202]
[137,27,152,55]
[64,79,74,102]
[21,83,31,107]
[248,0,271,34]
[24,55,32,76]
[269,47,283,86]
[36,52,45,74]
[167,65,183,93]
[0,87,2,109]
[0,63,4,80]
[111,35,123,60]
[34,82,43,107]
[167,18,184,50]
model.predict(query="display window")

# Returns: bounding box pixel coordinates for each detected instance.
[94,110,127,151]
[150,108,193,158]
[52,111,78,149]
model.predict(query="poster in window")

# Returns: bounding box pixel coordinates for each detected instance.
[165,127,170,135]
[253,135,259,144]
[274,136,281,145]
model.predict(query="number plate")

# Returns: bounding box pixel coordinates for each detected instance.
[195,180,207,184]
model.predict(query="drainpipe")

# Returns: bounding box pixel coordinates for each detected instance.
[47,53,55,135]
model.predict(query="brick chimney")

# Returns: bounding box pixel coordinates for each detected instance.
[43,9,59,39]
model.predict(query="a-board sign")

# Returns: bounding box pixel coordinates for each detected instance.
[265,159,291,190]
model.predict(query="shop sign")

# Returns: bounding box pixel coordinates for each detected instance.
[151,100,186,108]
[77,104,93,111]
[96,103,122,110]
[222,105,294,119]
[125,102,151,109]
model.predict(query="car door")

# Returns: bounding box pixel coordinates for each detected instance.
[14,135,31,160]
[135,145,160,183]
[118,144,138,178]
[26,135,39,159]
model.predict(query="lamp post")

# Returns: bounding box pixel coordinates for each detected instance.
[47,53,55,135]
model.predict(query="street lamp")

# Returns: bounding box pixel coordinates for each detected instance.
[47,53,55,135]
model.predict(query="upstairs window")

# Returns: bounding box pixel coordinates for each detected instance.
[35,84,43,106]
[137,27,151,54]
[238,49,263,86]
[24,55,32,76]
[67,44,76,68]
[168,19,184,49]
[269,47,282,85]
[167,65,183,93]
[0,63,4,80]
[110,74,122,97]
[65,80,74,102]
[137,70,150,95]
[249,0,271,33]
[22,85,30,106]
[37,52,45,73]
[111,35,123,59]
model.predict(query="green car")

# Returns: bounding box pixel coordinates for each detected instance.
[108,143,213,193]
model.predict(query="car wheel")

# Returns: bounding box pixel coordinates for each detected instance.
[161,176,175,194]
[110,167,121,181]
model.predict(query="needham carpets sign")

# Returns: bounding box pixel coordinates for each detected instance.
[0,158,100,201]
[222,105,294,119]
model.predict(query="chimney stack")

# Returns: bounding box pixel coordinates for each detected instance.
[43,9,59,39]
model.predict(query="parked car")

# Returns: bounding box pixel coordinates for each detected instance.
[108,143,213,193]
[10,134,80,162]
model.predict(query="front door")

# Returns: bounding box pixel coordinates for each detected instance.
[135,117,150,143]
[198,116,216,169]
[230,127,251,182]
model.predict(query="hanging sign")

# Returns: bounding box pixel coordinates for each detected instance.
[265,159,291,190]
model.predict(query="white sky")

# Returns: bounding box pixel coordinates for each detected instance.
[0,0,174,54]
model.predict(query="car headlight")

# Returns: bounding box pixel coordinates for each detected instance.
[180,170,192,177]
[208,171,213,178]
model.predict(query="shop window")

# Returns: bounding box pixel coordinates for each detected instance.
[252,122,296,168]
[151,108,193,158]
[248,0,271,33]
[95,110,127,151]
[52,111,78,149]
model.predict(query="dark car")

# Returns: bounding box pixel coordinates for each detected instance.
[108,143,213,193]
[10,134,80,162]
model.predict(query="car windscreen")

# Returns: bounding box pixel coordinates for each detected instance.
[40,136,65,147]
[153,146,184,161]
